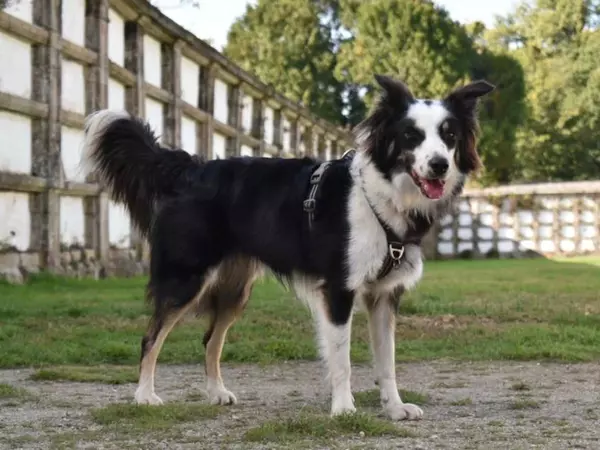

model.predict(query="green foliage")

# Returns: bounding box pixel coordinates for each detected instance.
[487,0,600,182]
[469,26,526,185]
[336,0,475,104]
[224,0,600,185]
[224,0,347,125]
[2,257,600,368]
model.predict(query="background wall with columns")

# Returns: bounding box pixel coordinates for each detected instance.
[0,0,352,278]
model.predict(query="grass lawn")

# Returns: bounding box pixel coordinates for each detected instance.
[1,256,599,370]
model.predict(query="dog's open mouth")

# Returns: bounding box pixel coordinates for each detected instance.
[410,170,445,200]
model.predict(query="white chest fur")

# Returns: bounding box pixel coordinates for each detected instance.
[345,183,424,295]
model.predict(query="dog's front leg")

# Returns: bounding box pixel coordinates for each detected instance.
[313,292,356,416]
[367,293,423,420]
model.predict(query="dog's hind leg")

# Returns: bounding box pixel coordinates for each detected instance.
[135,254,215,405]
[134,281,205,405]
[365,290,423,421]
[201,257,260,405]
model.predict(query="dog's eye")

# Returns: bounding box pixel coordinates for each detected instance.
[403,128,419,140]
[441,121,457,140]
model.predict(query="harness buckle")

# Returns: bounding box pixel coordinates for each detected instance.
[310,172,322,184]
[388,242,405,266]
[303,198,316,212]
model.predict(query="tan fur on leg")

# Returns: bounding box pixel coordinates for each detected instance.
[134,302,194,405]
[203,280,254,405]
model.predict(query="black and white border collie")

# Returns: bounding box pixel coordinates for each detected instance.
[81,75,494,421]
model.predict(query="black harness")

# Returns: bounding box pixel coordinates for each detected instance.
[303,149,406,281]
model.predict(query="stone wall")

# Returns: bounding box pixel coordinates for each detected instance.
[431,181,600,260]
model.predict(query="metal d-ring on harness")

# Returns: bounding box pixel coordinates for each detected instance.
[303,149,405,281]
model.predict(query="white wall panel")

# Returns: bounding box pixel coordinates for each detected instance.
[181,115,197,155]
[145,98,164,143]
[60,196,85,246]
[180,56,199,106]
[61,126,86,182]
[108,78,126,110]
[241,94,253,133]
[213,133,226,159]
[61,0,86,46]
[282,117,291,152]
[241,145,253,157]
[143,34,162,87]
[298,124,306,153]
[109,201,130,249]
[0,193,30,251]
[108,9,125,66]
[0,111,31,174]
[61,59,86,114]
[264,106,274,145]
[0,32,32,98]
[213,79,229,124]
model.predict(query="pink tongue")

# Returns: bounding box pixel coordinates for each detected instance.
[422,179,444,199]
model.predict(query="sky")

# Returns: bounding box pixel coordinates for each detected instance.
[155,0,520,51]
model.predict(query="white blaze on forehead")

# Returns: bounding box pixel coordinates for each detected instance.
[400,99,462,197]
[406,100,450,134]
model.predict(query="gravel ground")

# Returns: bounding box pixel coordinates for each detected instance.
[1,360,599,449]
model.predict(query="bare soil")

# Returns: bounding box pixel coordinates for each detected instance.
[1,360,599,449]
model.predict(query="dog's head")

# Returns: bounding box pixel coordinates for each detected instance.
[354,75,494,204]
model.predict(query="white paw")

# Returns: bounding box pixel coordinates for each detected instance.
[331,395,356,416]
[134,389,163,406]
[208,387,237,405]
[384,402,423,421]
[331,404,357,416]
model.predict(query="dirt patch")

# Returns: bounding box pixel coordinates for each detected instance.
[1,361,599,449]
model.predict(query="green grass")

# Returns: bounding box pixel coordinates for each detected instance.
[0,383,33,400]
[1,256,600,368]
[510,381,531,391]
[243,410,415,443]
[30,365,137,384]
[509,398,541,410]
[90,402,221,430]
[353,388,429,408]
[450,397,473,406]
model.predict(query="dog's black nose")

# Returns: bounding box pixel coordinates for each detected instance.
[428,156,449,177]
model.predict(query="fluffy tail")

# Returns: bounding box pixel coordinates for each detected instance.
[80,110,199,236]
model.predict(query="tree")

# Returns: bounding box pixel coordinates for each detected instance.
[224,0,347,125]
[488,0,600,182]
[336,0,476,106]
[466,22,526,185]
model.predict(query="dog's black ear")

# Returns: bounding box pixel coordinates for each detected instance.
[445,80,495,111]
[374,74,415,106]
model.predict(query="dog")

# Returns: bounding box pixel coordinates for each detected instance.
[80,74,494,420]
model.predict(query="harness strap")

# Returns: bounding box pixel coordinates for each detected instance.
[303,161,332,229]
[303,149,406,281]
